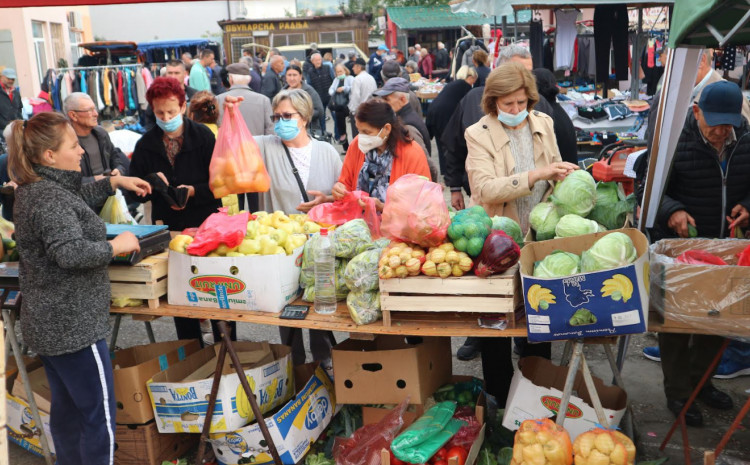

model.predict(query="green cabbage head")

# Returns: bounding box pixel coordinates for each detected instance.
[555,214,602,238]
[529,202,560,241]
[533,250,581,278]
[580,232,638,272]
[588,182,636,230]
[551,170,597,217]
[491,216,524,248]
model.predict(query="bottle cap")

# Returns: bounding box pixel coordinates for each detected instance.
[320,228,328,235]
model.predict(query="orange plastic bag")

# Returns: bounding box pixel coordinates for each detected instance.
[381,174,450,247]
[186,208,250,256]
[308,191,381,238]
[209,103,271,198]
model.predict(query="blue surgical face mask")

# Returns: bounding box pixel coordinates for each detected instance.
[156,113,183,133]
[274,118,300,141]
[497,108,528,127]
[338,75,346,81]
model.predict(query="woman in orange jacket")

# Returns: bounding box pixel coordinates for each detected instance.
[333,98,431,210]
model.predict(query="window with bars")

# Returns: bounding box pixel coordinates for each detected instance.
[230,36,254,63]
[271,33,305,47]
[319,31,354,43]
[69,30,83,65]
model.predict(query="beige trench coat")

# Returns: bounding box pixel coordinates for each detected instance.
[465,110,562,224]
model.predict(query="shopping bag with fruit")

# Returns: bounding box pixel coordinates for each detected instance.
[209,103,271,198]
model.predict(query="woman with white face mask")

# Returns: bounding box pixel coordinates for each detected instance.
[332,98,431,211]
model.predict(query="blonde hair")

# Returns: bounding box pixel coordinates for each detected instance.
[272,89,314,123]
[6,113,72,185]
[481,62,539,116]
[335,64,350,76]
[456,65,477,81]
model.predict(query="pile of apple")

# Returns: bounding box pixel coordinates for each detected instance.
[169,211,327,257]
[378,242,474,279]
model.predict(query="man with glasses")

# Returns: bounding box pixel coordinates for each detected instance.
[64,93,129,205]
[0,68,22,141]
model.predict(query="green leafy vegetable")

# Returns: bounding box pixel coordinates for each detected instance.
[533,251,581,278]
[497,448,514,465]
[555,214,601,238]
[333,219,372,258]
[529,202,560,241]
[344,248,383,292]
[550,169,597,217]
[305,453,335,465]
[491,216,524,248]
[569,308,598,326]
[580,232,638,272]
[588,182,635,230]
[346,290,381,325]
[477,447,498,465]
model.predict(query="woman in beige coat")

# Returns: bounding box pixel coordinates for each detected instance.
[465,62,578,234]
[464,61,578,406]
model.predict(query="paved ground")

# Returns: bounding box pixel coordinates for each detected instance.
[9,316,750,464]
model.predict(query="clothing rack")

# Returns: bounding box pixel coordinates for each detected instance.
[55,64,142,72]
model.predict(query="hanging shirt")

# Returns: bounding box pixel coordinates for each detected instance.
[80,70,88,94]
[554,9,579,70]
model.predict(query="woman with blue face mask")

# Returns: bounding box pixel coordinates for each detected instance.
[251,88,342,367]
[465,62,579,235]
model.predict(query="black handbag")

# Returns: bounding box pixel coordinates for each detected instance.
[331,80,349,112]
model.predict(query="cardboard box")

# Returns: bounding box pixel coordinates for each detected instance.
[5,356,43,391]
[114,339,201,425]
[649,238,750,336]
[502,357,627,441]
[332,336,452,406]
[167,247,303,312]
[209,365,336,465]
[115,421,197,465]
[519,229,650,342]
[6,392,55,457]
[147,342,293,434]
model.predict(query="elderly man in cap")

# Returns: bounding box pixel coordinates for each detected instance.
[217,62,273,136]
[654,80,750,427]
[368,44,390,86]
[381,60,422,117]
[0,68,22,140]
[374,77,437,181]
[348,57,377,138]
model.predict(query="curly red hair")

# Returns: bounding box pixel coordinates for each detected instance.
[146,77,186,107]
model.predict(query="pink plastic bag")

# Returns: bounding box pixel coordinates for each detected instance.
[309,191,381,238]
[186,208,250,256]
[333,399,407,465]
[675,250,727,266]
[381,174,450,247]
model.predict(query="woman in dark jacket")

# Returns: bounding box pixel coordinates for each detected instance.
[472,50,491,87]
[128,77,234,344]
[532,68,578,165]
[7,112,150,465]
[426,65,477,176]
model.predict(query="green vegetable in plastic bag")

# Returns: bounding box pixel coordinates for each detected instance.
[587,182,636,230]
[303,258,349,302]
[344,249,382,292]
[99,190,136,225]
[533,251,580,278]
[305,453,335,465]
[529,202,560,241]
[550,169,597,217]
[391,401,465,464]
[333,219,372,258]
[300,233,319,288]
[491,216,523,248]
[346,290,381,325]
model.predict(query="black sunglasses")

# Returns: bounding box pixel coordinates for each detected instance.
[270,112,300,122]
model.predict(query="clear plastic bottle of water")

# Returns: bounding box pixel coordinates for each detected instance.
[314,228,337,314]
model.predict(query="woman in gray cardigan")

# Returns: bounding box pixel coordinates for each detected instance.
[254,89,342,366]
[6,112,151,465]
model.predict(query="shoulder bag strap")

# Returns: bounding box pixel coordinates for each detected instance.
[281,143,310,203]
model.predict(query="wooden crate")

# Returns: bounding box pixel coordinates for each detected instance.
[114,420,197,465]
[379,265,517,327]
[109,252,168,309]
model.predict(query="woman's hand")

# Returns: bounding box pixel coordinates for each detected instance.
[332,182,349,200]
[296,190,329,212]
[359,198,384,212]
[668,210,696,238]
[336,87,344,93]
[111,176,152,196]
[110,168,121,176]
[109,231,140,257]
[222,95,244,111]
[171,185,195,210]
[530,162,579,184]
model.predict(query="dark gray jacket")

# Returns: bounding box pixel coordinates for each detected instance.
[79,126,130,184]
[15,166,114,356]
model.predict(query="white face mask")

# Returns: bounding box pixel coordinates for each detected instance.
[358,128,386,152]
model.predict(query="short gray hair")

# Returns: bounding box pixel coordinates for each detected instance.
[63,92,93,116]
[272,89,313,123]
[405,60,418,72]
[311,52,322,60]
[497,45,531,65]
[456,65,477,80]
[229,74,251,86]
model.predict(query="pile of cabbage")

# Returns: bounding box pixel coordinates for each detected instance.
[533,231,638,278]
[530,172,636,240]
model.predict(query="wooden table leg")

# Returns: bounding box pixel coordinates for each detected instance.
[556,340,583,427]
[714,394,750,458]
[195,332,228,465]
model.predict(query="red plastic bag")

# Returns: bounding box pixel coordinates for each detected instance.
[381,174,450,247]
[446,407,481,450]
[737,244,750,266]
[309,191,381,238]
[675,250,727,266]
[333,399,407,465]
[209,103,271,198]
[186,208,250,256]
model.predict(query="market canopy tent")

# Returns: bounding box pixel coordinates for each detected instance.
[641,0,750,230]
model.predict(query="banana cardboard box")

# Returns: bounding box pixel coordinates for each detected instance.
[519,229,649,343]
[209,365,335,465]
[147,342,293,434]
[7,366,55,457]
[167,245,303,313]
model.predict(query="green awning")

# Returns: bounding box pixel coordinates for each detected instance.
[388,5,496,30]
[669,0,750,47]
